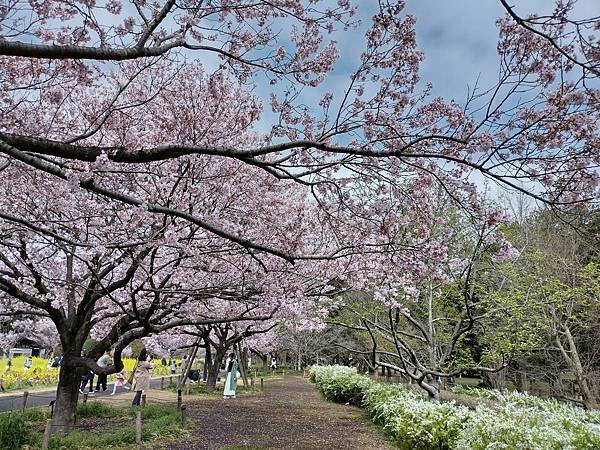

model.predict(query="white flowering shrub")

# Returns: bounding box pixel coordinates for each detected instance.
[363,383,471,449]
[456,403,600,449]
[309,365,373,405]
[452,386,600,449]
[309,366,600,449]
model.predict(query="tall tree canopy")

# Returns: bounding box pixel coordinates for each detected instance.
[0,0,598,430]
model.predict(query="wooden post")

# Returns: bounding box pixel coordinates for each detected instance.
[21,391,29,411]
[141,393,146,407]
[83,393,88,404]
[180,404,187,426]
[177,389,182,410]
[251,375,255,387]
[135,411,142,444]
[169,375,173,385]
[42,419,52,450]
[160,377,164,390]
[260,377,264,391]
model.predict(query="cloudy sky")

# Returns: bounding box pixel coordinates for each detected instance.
[253,0,597,117]
[254,1,514,129]
[403,0,505,101]
[372,0,596,100]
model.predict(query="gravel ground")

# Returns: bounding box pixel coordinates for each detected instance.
[167,376,392,450]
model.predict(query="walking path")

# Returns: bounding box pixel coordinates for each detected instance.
[168,376,392,450]
[0,377,166,412]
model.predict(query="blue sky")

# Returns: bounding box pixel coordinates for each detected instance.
[253,0,597,126]
[403,0,504,102]
[253,1,508,133]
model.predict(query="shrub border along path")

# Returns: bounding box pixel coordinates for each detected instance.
[310,365,600,450]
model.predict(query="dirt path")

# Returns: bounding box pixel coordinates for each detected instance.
[167,376,392,450]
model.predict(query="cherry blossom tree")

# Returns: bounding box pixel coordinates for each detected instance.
[0,0,598,430]
[1,1,597,229]
[0,63,334,429]
[0,317,59,354]
[326,196,526,400]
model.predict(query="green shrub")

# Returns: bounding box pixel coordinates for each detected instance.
[136,404,178,420]
[20,407,49,422]
[0,412,40,449]
[77,401,127,418]
[362,382,470,449]
[309,365,373,406]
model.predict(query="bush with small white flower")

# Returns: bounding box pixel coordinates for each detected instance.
[309,365,600,449]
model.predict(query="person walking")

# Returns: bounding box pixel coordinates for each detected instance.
[80,369,95,395]
[131,349,153,406]
[110,369,130,395]
[95,352,111,392]
[23,356,33,372]
[222,353,238,399]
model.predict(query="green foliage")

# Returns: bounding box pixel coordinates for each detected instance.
[19,407,49,422]
[49,404,184,449]
[77,401,127,418]
[0,403,185,449]
[364,382,470,450]
[136,404,178,420]
[0,411,41,449]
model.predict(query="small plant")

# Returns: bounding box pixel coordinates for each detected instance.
[78,401,127,418]
[0,411,40,449]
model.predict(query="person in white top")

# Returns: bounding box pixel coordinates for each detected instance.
[95,352,111,392]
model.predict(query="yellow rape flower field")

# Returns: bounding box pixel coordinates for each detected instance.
[0,356,174,392]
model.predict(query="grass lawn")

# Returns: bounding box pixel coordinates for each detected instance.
[0,399,191,449]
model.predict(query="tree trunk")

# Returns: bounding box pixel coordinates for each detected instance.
[421,376,441,402]
[561,326,598,409]
[177,345,198,390]
[205,346,226,391]
[518,371,529,392]
[236,343,249,388]
[202,345,211,382]
[52,364,84,432]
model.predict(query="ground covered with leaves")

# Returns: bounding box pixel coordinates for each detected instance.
[168,376,391,450]
[1,376,390,449]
